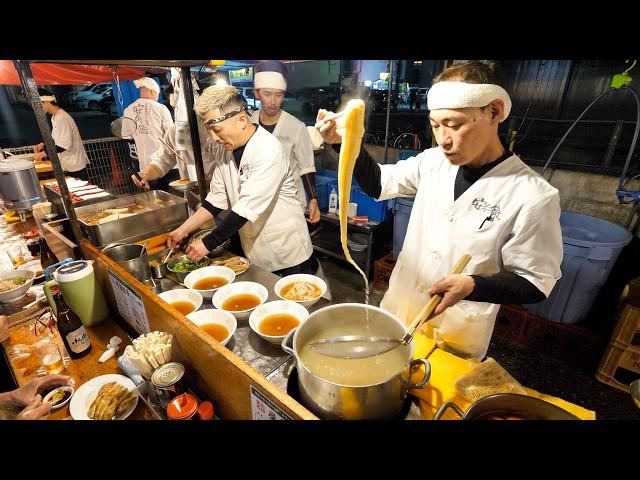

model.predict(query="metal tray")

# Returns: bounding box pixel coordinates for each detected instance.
[74,190,189,246]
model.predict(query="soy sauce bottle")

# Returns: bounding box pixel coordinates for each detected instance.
[53,290,92,359]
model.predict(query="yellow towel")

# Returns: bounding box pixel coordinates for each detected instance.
[408,333,596,420]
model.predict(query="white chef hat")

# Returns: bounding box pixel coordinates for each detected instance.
[38,88,56,103]
[254,60,287,91]
[427,81,512,122]
[134,77,160,93]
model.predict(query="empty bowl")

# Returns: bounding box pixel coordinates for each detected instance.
[158,288,203,316]
[274,274,327,308]
[184,266,236,298]
[186,309,237,346]
[249,300,309,345]
[212,281,268,320]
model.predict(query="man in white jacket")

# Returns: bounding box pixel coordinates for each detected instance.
[33,89,89,180]
[316,61,563,360]
[167,85,316,275]
[250,60,320,223]
[124,77,177,191]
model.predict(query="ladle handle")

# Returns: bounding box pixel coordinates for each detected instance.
[403,254,472,343]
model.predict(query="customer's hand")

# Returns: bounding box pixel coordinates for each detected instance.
[11,374,73,408]
[185,240,209,262]
[315,109,345,144]
[167,228,188,249]
[307,198,321,224]
[427,274,476,316]
[16,395,51,420]
[0,315,8,343]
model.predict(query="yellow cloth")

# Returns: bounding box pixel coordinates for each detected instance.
[408,333,596,420]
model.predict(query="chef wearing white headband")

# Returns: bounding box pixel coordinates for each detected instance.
[315,60,563,360]
[124,77,178,191]
[33,88,90,180]
[249,60,320,224]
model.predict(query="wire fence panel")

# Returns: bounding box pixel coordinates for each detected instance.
[4,137,139,198]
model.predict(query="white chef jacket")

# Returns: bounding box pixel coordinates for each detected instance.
[204,126,313,272]
[378,149,563,359]
[123,98,175,172]
[51,109,89,173]
[148,124,225,185]
[250,110,316,208]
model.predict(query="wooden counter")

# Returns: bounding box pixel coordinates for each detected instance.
[3,310,158,420]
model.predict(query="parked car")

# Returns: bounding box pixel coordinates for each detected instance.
[76,86,113,111]
[62,83,112,109]
[98,93,118,116]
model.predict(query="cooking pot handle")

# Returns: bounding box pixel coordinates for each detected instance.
[433,402,465,420]
[281,328,297,356]
[406,358,431,389]
[101,242,127,252]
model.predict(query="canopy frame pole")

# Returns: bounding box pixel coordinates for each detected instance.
[180,67,208,206]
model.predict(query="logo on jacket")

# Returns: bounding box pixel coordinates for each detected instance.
[471,198,501,229]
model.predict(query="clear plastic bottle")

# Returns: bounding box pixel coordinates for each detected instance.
[328,188,338,214]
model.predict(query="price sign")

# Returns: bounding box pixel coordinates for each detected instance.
[108,269,150,334]
[250,385,292,420]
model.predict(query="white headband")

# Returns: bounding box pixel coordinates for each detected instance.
[40,95,56,102]
[427,82,512,122]
[134,77,160,93]
[254,71,287,91]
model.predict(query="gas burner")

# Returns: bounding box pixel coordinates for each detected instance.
[286,368,413,420]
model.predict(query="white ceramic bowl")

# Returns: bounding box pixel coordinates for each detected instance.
[186,308,237,346]
[158,288,203,315]
[0,269,35,304]
[43,385,75,409]
[212,281,268,320]
[184,266,235,298]
[274,274,327,308]
[249,300,309,345]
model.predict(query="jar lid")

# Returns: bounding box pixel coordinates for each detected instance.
[167,393,198,420]
[197,401,214,420]
[54,260,93,282]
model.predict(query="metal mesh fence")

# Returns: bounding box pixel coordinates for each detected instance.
[3,137,139,197]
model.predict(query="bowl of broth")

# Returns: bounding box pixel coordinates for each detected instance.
[184,266,236,298]
[249,300,309,345]
[274,274,326,308]
[158,289,203,316]
[212,281,268,320]
[186,309,237,346]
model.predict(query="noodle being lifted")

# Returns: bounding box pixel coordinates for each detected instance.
[336,100,368,293]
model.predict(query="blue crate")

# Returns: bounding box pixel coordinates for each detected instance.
[351,187,390,223]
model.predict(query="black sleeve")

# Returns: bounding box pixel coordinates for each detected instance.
[201,210,248,251]
[202,200,223,218]
[351,146,382,198]
[466,272,546,305]
[301,172,317,200]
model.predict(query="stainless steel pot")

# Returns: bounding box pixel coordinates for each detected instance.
[102,243,151,282]
[433,393,580,420]
[0,159,42,212]
[282,303,430,420]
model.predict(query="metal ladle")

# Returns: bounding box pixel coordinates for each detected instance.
[307,254,472,359]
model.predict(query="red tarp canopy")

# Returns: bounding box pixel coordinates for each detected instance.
[0,61,166,85]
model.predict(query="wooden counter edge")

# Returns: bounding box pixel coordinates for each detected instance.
[81,239,318,420]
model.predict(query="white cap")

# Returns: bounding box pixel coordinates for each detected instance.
[134,77,160,93]
[39,95,57,102]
